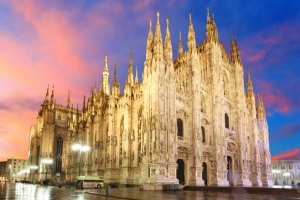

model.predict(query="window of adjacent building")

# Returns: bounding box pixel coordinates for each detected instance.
[289,165,293,169]
[281,166,285,170]
[225,113,229,128]
[177,118,183,137]
[201,126,205,143]
[58,115,61,120]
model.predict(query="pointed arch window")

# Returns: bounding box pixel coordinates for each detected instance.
[201,126,205,143]
[36,145,40,166]
[177,118,183,137]
[55,137,63,173]
[225,113,229,129]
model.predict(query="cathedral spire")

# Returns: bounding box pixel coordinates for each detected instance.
[207,7,211,22]
[206,7,218,42]
[153,11,163,57]
[67,90,70,108]
[146,19,153,60]
[187,13,196,51]
[164,18,172,61]
[247,70,254,95]
[126,49,134,85]
[178,31,183,55]
[113,63,117,84]
[45,84,49,101]
[82,96,86,112]
[104,54,108,71]
[135,66,139,83]
[231,36,241,64]
[101,55,110,95]
[112,63,120,97]
[257,94,266,119]
[50,85,54,103]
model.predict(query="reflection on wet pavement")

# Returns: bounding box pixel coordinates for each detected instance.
[1,182,299,200]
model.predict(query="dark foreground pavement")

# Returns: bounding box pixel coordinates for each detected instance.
[85,186,300,200]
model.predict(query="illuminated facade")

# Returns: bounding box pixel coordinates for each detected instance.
[0,159,28,182]
[272,160,300,186]
[28,10,273,188]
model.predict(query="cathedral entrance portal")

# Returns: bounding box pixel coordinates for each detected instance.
[176,159,185,185]
[202,162,208,186]
[227,156,233,185]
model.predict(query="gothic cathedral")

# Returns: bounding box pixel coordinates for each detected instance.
[28,10,273,188]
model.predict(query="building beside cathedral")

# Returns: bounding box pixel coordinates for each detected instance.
[28,10,273,189]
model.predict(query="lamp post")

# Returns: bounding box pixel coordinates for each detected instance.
[72,142,90,176]
[272,169,280,185]
[283,172,290,185]
[41,158,53,181]
[30,165,38,183]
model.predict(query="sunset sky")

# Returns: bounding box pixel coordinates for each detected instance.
[0,1,300,161]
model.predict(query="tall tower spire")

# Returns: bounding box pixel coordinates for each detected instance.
[112,63,120,97]
[126,49,134,84]
[50,85,54,102]
[67,90,70,108]
[82,96,86,111]
[187,13,196,51]
[247,70,254,95]
[146,19,153,61]
[153,11,163,57]
[164,18,172,61]
[178,31,183,55]
[101,55,110,95]
[113,63,117,84]
[257,94,266,119]
[206,7,219,42]
[231,36,241,64]
[44,84,49,102]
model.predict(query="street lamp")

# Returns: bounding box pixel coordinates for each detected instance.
[30,165,38,183]
[72,142,90,176]
[41,158,53,181]
[272,169,280,185]
[283,172,290,185]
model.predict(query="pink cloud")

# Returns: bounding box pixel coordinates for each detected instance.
[246,50,265,62]
[0,109,35,161]
[272,148,300,161]
[256,80,292,114]
[271,122,300,141]
[241,18,300,68]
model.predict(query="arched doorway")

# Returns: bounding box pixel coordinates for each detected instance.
[202,162,208,186]
[227,156,233,185]
[176,159,185,185]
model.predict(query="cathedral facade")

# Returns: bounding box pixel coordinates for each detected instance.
[28,10,273,188]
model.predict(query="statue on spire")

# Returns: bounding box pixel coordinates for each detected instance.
[178,31,183,55]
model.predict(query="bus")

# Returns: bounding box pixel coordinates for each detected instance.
[76,176,104,189]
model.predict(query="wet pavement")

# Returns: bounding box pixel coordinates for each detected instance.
[1,182,300,200]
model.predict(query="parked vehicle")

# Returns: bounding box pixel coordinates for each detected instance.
[76,176,104,189]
